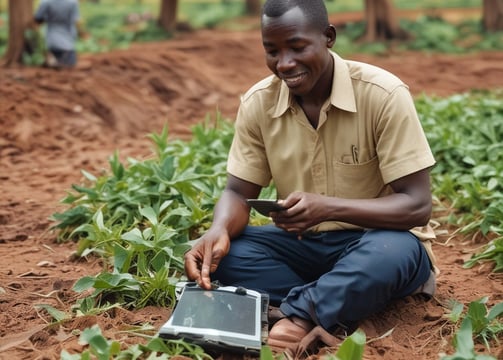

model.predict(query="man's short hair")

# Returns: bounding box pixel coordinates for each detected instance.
[262,0,329,32]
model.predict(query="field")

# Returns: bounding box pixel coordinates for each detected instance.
[0,5,503,360]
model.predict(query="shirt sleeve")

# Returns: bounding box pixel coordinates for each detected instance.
[226,99,272,187]
[34,1,49,22]
[375,85,436,184]
[71,1,80,23]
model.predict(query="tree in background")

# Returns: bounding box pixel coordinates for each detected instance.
[158,0,262,32]
[483,0,503,31]
[363,0,502,39]
[2,0,34,66]
[158,0,177,32]
[3,0,500,64]
[245,0,261,16]
[362,0,408,41]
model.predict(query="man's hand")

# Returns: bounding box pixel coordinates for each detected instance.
[271,192,328,235]
[184,174,260,288]
[184,229,231,290]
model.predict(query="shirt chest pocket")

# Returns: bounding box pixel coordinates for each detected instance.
[331,156,385,199]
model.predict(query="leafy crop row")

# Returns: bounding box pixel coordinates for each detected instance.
[52,91,503,311]
[417,90,503,272]
[441,297,503,360]
[52,114,235,309]
[51,91,503,358]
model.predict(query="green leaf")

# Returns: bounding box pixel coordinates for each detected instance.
[113,243,131,273]
[336,329,366,360]
[260,345,275,360]
[79,326,110,353]
[81,169,97,182]
[140,206,159,226]
[73,276,98,292]
[79,327,105,347]
[467,299,489,335]
[121,228,146,244]
[60,350,83,360]
[72,184,99,200]
[487,302,503,321]
[453,317,475,357]
[93,272,137,289]
[448,300,465,323]
[109,151,125,179]
[35,304,70,322]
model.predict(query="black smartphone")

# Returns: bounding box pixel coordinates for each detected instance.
[246,199,285,216]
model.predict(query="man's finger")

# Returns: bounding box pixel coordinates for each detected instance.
[184,251,201,281]
[199,241,216,289]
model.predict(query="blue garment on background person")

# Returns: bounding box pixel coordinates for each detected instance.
[34,0,80,66]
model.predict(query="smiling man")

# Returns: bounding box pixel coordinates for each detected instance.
[184,0,437,355]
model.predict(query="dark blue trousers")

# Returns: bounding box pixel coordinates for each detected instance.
[212,225,431,333]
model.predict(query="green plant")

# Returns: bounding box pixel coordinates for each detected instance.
[441,317,497,360]
[260,330,366,360]
[464,238,503,272]
[60,324,212,360]
[50,91,503,358]
[332,329,366,360]
[54,90,503,313]
[52,114,236,309]
[61,325,366,360]
[418,90,503,272]
[465,298,503,348]
[442,297,503,359]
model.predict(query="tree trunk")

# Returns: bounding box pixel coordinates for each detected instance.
[159,0,177,32]
[483,0,503,31]
[363,0,408,42]
[245,0,261,16]
[3,0,34,66]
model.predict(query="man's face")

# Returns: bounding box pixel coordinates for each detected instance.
[261,6,333,98]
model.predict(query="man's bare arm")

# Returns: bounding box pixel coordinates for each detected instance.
[184,174,261,289]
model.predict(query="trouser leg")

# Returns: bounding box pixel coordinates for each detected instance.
[212,225,360,305]
[212,226,432,332]
[279,229,432,332]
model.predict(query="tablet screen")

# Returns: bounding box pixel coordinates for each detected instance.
[171,287,256,335]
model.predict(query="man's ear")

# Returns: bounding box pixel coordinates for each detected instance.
[324,24,336,48]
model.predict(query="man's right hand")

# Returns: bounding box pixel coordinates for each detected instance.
[184,175,261,289]
[184,229,231,290]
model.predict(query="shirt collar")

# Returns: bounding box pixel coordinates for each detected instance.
[271,51,357,118]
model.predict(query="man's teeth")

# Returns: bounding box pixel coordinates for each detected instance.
[285,74,303,84]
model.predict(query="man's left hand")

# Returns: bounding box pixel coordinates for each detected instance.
[271,192,328,235]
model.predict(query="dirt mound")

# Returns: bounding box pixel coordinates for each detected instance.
[1,9,503,360]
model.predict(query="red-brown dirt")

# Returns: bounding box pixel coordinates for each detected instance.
[1,8,503,360]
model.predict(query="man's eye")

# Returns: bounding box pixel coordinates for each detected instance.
[292,47,305,53]
[266,50,278,57]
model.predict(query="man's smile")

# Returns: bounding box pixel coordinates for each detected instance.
[282,72,307,87]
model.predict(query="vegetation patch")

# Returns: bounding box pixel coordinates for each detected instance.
[49,91,503,358]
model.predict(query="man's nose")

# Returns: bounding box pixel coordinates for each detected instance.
[277,51,295,72]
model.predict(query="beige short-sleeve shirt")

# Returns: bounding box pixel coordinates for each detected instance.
[227,51,437,261]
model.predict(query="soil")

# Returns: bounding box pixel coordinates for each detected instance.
[1,7,503,360]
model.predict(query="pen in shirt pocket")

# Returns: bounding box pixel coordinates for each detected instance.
[351,145,359,164]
